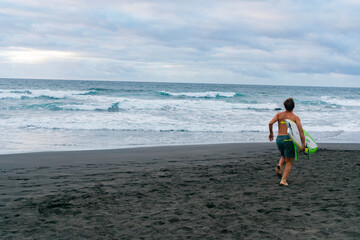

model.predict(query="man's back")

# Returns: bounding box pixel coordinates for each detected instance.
[276,111,300,136]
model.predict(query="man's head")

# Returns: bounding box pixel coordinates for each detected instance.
[284,98,295,111]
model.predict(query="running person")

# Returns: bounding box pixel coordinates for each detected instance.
[268,98,305,186]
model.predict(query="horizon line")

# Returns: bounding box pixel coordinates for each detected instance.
[0,77,359,89]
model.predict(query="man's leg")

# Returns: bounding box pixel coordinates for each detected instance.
[276,156,285,176]
[280,157,294,185]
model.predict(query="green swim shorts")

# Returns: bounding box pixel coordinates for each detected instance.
[276,135,295,158]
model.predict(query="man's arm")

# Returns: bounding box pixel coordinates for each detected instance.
[268,114,278,142]
[295,117,306,151]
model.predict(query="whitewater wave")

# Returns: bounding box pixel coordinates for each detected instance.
[320,96,360,107]
[0,89,90,99]
[3,111,359,133]
[159,91,242,98]
[2,93,280,112]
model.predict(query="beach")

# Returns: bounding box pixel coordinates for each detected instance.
[1,143,359,239]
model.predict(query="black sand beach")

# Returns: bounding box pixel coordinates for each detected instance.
[1,143,359,239]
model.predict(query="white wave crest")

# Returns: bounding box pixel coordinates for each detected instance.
[321,96,360,107]
[0,89,90,99]
[160,91,238,98]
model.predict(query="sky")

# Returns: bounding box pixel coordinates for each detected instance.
[0,0,360,87]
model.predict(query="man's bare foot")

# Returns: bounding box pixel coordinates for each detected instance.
[276,164,282,176]
[279,181,289,186]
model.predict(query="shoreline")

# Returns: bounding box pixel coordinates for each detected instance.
[1,142,359,239]
[1,141,359,157]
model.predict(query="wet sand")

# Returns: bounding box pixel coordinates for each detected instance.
[1,143,359,239]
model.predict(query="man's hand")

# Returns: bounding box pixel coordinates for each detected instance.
[301,146,306,152]
[269,134,274,142]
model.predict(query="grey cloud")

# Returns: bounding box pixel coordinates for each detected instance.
[0,0,359,86]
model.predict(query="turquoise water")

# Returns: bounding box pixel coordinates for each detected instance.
[0,78,359,154]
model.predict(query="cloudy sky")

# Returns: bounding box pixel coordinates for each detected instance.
[0,0,359,87]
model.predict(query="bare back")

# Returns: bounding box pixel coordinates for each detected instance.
[269,109,305,148]
[272,111,301,136]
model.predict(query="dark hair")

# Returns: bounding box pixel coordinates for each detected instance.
[284,98,295,111]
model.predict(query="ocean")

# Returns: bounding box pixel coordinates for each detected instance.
[0,78,359,154]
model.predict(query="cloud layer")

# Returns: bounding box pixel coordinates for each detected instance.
[0,0,359,87]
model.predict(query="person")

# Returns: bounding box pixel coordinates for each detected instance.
[268,98,305,186]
